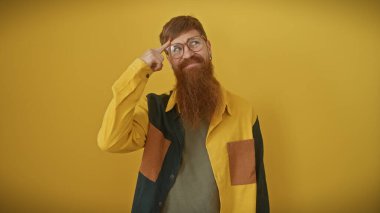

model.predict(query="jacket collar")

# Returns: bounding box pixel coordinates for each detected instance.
[165,86,232,117]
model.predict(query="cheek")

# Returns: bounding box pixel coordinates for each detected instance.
[169,59,181,68]
[201,49,210,60]
[201,53,210,63]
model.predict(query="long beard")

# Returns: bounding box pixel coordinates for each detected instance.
[173,54,222,128]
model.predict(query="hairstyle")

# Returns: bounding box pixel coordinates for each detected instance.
[159,15,207,46]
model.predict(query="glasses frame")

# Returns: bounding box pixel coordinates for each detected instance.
[166,35,207,59]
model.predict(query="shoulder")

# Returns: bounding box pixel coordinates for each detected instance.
[225,89,252,107]
[224,89,258,124]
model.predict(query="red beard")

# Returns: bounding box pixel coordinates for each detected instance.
[173,54,222,128]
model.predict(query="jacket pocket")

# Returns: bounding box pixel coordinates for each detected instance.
[140,123,171,182]
[227,139,256,185]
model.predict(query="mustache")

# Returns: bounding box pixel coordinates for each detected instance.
[179,55,204,70]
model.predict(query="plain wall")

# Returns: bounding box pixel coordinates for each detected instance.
[1,0,379,212]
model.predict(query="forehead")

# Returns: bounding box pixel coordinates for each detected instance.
[171,29,201,44]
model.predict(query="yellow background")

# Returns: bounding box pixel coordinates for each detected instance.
[1,0,379,212]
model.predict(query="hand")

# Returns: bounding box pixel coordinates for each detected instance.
[139,40,171,72]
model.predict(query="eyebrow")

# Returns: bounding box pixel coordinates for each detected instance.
[171,35,202,45]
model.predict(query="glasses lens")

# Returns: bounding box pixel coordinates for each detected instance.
[170,44,183,58]
[188,37,203,52]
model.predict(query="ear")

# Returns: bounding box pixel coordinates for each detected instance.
[206,40,212,59]
[206,40,211,50]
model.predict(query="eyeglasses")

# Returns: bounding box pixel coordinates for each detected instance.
[166,36,206,59]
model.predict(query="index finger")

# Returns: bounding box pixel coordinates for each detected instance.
[156,40,171,53]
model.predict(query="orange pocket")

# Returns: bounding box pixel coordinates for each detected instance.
[140,123,171,182]
[227,139,256,185]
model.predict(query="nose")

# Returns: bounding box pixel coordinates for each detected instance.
[182,45,195,59]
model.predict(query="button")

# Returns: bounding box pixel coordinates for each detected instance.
[169,174,175,180]
[158,201,162,207]
[146,73,150,78]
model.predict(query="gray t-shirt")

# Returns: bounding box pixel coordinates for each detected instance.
[161,120,220,213]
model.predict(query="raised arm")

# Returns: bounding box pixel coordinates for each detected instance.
[97,41,171,153]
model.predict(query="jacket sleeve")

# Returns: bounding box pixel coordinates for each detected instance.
[97,58,153,153]
[253,116,270,213]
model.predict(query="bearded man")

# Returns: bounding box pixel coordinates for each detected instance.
[97,16,269,213]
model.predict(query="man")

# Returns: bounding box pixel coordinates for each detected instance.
[97,16,269,213]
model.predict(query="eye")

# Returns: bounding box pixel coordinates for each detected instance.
[171,45,183,54]
[189,39,201,47]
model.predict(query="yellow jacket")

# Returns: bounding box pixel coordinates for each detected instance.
[98,58,269,212]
